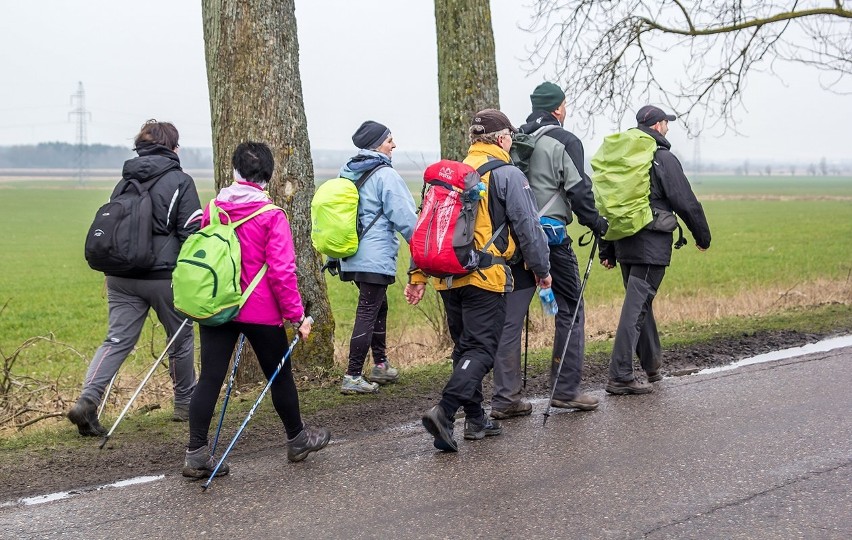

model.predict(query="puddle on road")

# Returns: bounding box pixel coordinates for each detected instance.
[699,335,852,375]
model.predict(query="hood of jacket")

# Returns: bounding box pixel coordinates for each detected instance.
[122,144,181,183]
[339,150,392,180]
[635,125,672,150]
[520,110,561,134]
[212,181,274,222]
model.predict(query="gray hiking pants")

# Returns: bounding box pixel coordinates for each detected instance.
[608,264,665,382]
[492,286,536,410]
[79,276,196,406]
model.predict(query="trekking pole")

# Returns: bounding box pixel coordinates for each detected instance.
[203,318,312,491]
[99,318,190,449]
[210,334,246,456]
[97,373,118,419]
[543,235,598,427]
[522,309,530,389]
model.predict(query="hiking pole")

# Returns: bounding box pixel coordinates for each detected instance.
[543,235,598,427]
[97,373,118,419]
[522,309,530,389]
[210,334,246,457]
[99,318,190,449]
[203,318,312,491]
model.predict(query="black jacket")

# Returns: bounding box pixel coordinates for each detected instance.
[107,144,202,279]
[600,125,711,266]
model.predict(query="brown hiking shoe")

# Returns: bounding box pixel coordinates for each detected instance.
[606,378,653,395]
[490,400,532,419]
[646,371,663,383]
[551,393,599,411]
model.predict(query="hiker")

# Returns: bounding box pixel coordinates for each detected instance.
[182,142,329,478]
[599,105,712,394]
[491,82,610,420]
[406,109,552,452]
[335,121,418,395]
[69,120,201,436]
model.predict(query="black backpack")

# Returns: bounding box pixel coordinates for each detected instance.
[509,125,559,175]
[84,174,166,274]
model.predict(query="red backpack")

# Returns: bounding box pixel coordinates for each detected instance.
[410,159,508,278]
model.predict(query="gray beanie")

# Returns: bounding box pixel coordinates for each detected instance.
[352,121,391,150]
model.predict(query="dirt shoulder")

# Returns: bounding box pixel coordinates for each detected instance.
[0,327,846,501]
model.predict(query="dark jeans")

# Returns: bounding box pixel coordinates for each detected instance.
[346,282,389,376]
[188,322,303,450]
[438,286,507,420]
[608,263,666,382]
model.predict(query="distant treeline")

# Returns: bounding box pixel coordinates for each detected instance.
[0,142,438,171]
[0,142,213,170]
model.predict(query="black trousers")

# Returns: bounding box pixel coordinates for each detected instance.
[438,286,507,419]
[188,322,303,450]
[548,242,586,400]
[346,282,389,376]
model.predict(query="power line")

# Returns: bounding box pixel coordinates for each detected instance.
[68,81,91,186]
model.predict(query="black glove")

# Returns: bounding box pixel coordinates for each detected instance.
[321,258,340,276]
[598,240,616,265]
[595,217,609,240]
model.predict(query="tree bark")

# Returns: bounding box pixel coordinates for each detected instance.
[202,0,334,384]
[434,0,501,161]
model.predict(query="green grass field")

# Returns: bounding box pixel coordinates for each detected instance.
[0,175,850,386]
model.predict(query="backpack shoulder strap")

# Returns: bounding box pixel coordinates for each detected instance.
[354,164,389,190]
[476,159,508,177]
[231,204,280,227]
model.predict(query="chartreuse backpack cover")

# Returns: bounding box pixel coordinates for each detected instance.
[590,129,657,241]
[173,201,278,326]
[310,177,361,258]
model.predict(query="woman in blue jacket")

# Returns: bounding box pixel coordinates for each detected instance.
[337,121,418,394]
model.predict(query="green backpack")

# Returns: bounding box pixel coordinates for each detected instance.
[590,129,658,241]
[173,201,279,326]
[310,165,387,259]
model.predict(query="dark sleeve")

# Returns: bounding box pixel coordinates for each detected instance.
[495,167,550,278]
[562,136,608,237]
[175,173,203,243]
[657,151,711,249]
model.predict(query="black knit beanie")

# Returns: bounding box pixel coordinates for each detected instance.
[352,121,391,150]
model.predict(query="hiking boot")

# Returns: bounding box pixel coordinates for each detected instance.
[490,400,533,419]
[605,378,654,395]
[67,396,107,437]
[421,405,457,452]
[365,359,399,385]
[172,403,190,422]
[182,445,229,478]
[646,371,663,383]
[287,425,331,462]
[340,375,379,395]
[551,393,599,411]
[464,416,503,440]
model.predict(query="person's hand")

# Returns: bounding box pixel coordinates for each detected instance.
[600,259,615,269]
[404,283,426,305]
[536,273,552,289]
[296,316,312,340]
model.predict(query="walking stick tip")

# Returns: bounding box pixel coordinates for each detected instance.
[98,436,109,450]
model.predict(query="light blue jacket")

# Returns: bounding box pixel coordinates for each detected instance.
[338,150,418,276]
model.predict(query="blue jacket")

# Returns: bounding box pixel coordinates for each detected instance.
[338,150,418,276]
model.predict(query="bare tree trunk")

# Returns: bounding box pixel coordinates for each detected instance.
[202,0,334,383]
[434,0,501,161]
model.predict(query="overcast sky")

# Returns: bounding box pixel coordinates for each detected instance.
[1,1,849,163]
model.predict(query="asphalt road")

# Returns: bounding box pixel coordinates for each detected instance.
[2,346,850,539]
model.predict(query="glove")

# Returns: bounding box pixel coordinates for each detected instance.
[595,217,609,240]
[321,258,340,276]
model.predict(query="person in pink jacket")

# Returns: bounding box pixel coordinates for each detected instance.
[182,142,330,479]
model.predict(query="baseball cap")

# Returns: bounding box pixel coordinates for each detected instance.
[471,108,517,134]
[636,105,677,126]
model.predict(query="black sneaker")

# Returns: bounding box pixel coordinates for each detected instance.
[67,396,108,437]
[463,416,502,440]
[182,445,229,478]
[287,425,331,462]
[421,405,458,452]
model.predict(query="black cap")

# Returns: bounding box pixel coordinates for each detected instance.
[636,105,676,126]
[471,108,518,135]
[352,120,391,150]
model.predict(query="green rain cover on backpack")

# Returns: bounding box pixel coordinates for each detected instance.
[173,201,278,326]
[310,177,360,258]
[590,129,657,241]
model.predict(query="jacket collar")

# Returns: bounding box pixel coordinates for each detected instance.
[635,124,672,150]
[467,141,511,163]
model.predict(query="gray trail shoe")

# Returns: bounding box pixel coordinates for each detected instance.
[365,360,399,385]
[67,396,108,437]
[606,378,654,395]
[490,400,533,419]
[182,445,229,478]
[421,405,458,452]
[550,393,599,411]
[287,425,331,462]
[172,403,190,422]
[646,371,664,383]
[463,416,503,440]
[340,375,379,395]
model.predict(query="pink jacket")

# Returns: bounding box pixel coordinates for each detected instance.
[202,181,304,326]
